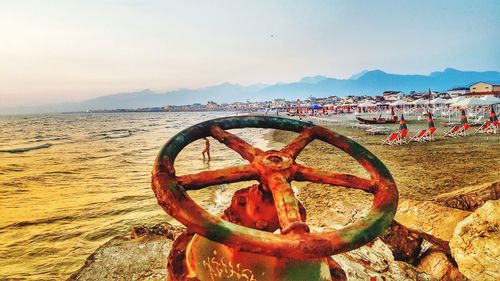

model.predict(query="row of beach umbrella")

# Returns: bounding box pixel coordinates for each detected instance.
[278,96,500,111]
[390,96,500,107]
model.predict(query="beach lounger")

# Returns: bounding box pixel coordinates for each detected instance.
[455,123,470,137]
[409,129,427,142]
[422,127,436,141]
[475,121,498,134]
[444,125,460,137]
[382,132,401,145]
[475,121,491,134]
[399,129,409,144]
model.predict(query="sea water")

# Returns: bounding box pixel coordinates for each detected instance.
[0,112,273,280]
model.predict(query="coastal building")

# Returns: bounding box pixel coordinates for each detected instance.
[437,92,451,99]
[326,96,340,103]
[272,98,287,108]
[207,101,220,109]
[468,82,500,97]
[383,91,404,101]
[447,87,470,97]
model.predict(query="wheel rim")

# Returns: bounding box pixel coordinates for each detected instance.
[151,115,398,259]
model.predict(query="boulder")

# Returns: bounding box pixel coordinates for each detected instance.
[69,235,172,281]
[332,239,433,281]
[433,181,500,211]
[449,199,500,281]
[131,223,185,240]
[416,250,466,281]
[70,222,434,281]
[395,199,470,242]
[379,220,423,264]
[69,223,185,281]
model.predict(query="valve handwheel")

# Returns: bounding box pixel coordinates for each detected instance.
[151,115,398,260]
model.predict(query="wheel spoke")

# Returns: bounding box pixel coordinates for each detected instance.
[293,164,376,193]
[177,164,259,190]
[210,125,263,162]
[280,127,316,159]
[265,173,310,234]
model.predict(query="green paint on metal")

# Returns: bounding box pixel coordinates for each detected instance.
[283,259,330,281]
[202,221,232,242]
[338,202,397,248]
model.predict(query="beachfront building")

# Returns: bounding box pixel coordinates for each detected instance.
[207,101,220,109]
[468,82,500,97]
[383,91,404,101]
[272,98,287,108]
[447,87,470,97]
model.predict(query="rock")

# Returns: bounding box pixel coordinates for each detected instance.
[433,181,500,211]
[379,220,423,264]
[449,199,500,281]
[69,235,172,281]
[395,199,470,242]
[69,223,185,281]
[131,223,185,240]
[332,239,433,281]
[416,250,466,281]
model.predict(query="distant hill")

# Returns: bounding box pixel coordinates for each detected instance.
[3,68,500,114]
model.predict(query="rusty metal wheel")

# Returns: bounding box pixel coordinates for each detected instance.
[151,115,398,259]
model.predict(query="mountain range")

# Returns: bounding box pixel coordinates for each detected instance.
[3,68,500,114]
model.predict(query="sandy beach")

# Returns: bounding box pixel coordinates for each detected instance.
[266,115,499,227]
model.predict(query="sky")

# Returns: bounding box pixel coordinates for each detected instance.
[1,0,499,107]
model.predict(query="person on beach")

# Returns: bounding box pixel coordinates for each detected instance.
[202,137,211,161]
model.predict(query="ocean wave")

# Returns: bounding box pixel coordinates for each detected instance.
[0,143,52,153]
[94,129,134,139]
[1,215,76,230]
[27,136,70,143]
[113,195,150,202]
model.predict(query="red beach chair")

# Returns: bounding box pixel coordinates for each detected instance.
[409,129,427,142]
[398,114,409,144]
[475,121,491,134]
[422,126,437,141]
[382,132,401,145]
[422,113,437,141]
[382,113,408,145]
[476,107,499,134]
[455,110,470,137]
[445,109,470,137]
[444,125,461,137]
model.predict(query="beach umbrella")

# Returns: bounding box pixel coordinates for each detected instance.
[490,107,498,124]
[445,96,465,105]
[430,97,447,105]
[452,97,486,108]
[309,104,322,109]
[480,96,500,105]
[460,109,469,127]
[358,101,377,107]
[428,112,436,134]
[399,113,408,136]
[390,100,409,106]
[410,98,429,105]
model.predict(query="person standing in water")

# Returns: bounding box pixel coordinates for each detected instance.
[202,137,211,161]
